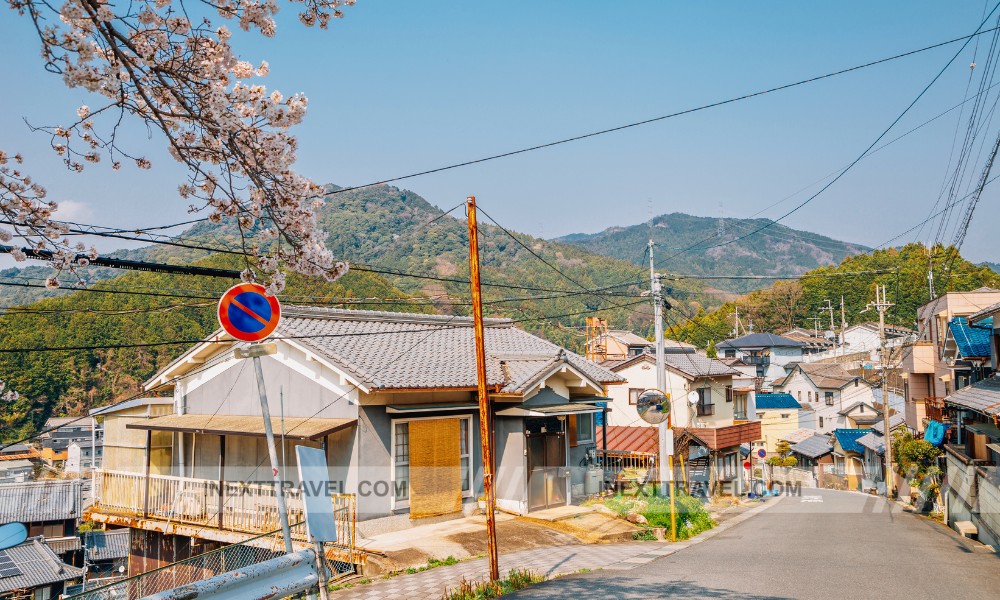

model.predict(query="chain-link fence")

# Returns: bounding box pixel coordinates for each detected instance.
[64,527,355,600]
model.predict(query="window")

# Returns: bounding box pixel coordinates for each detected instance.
[392,416,474,507]
[825,392,834,406]
[807,391,812,402]
[819,416,824,429]
[859,404,865,413]
[628,388,643,405]
[725,385,733,403]
[696,388,714,416]
[572,413,595,444]
[780,413,790,419]
[725,349,736,358]
[797,391,802,401]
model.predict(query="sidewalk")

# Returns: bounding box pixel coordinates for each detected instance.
[332,497,780,599]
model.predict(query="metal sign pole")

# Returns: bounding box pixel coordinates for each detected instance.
[249,348,294,553]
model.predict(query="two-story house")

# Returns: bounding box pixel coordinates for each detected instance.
[772,362,877,434]
[753,393,801,453]
[38,417,103,470]
[605,352,760,496]
[715,333,805,389]
[86,307,622,574]
[901,287,1000,433]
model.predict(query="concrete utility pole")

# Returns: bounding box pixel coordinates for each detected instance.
[840,296,848,357]
[648,240,676,540]
[808,316,823,339]
[466,196,500,582]
[867,285,895,498]
[822,299,835,331]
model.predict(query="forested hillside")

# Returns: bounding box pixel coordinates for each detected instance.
[665,243,1000,350]
[557,213,869,294]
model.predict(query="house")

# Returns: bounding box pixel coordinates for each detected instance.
[605,352,760,497]
[753,393,801,453]
[855,431,886,490]
[0,536,83,600]
[830,429,870,490]
[838,401,883,429]
[772,362,877,434]
[83,530,130,580]
[605,352,746,428]
[87,307,623,572]
[789,433,834,471]
[64,441,100,476]
[0,480,83,563]
[38,417,103,470]
[782,330,836,356]
[900,287,1000,433]
[0,460,34,483]
[715,333,805,388]
[717,357,757,419]
[586,328,695,363]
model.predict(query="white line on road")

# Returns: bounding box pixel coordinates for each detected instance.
[801,495,824,503]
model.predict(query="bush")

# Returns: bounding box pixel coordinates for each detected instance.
[601,492,715,540]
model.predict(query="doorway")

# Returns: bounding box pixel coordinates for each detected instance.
[526,417,567,511]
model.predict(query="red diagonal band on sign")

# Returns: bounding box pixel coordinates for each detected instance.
[230,297,270,327]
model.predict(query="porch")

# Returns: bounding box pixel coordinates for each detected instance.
[90,469,356,553]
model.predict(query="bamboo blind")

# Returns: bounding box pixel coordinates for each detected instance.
[409,418,462,518]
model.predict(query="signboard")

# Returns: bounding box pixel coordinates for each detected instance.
[295,446,338,543]
[757,448,767,459]
[218,283,281,342]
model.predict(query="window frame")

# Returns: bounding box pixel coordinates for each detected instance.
[696,387,714,417]
[825,391,834,406]
[390,414,475,511]
[628,388,644,405]
[574,412,595,444]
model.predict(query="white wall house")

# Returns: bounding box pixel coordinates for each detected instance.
[715,333,805,387]
[772,363,877,434]
[605,353,744,428]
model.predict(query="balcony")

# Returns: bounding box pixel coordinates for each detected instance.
[742,355,771,367]
[90,470,356,555]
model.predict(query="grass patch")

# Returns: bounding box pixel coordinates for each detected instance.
[600,492,715,540]
[631,528,657,541]
[442,569,544,600]
[405,555,461,575]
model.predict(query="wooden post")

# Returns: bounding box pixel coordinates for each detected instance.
[218,435,226,530]
[467,196,500,582]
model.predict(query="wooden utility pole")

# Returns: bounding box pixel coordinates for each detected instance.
[867,285,895,499]
[466,196,499,581]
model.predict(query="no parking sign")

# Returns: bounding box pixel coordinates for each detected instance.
[217,283,281,342]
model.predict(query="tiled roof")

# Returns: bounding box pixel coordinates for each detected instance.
[790,434,833,459]
[603,426,658,454]
[45,537,81,555]
[783,333,835,349]
[872,414,907,435]
[716,333,805,349]
[780,428,819,444]
[0,480,80,523]
[85,530,130,562]
[755,393,800,410]
[795,362,862,389]
[833,429,870,454]
[607,331,654,346]
[272,307,623,392]
[945,375,1000,416]
[838,401,880,416]
[948,317,993,358]
[0,537,83,593]
[605,352,739,379]
[856,432,885,454]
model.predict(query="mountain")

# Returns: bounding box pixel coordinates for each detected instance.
[0,184,715,439]
[555,213,870,294]
[665,242,1000,350]
[982,261,1000,274]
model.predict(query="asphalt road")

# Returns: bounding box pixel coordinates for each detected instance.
[506,489,1000,600]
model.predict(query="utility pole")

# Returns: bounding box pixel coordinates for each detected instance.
[729,306,743,337]
[866,285,896,499]
[649,240,677,541]
[840,296,847,357]
[466,196,500,581]
[822,299,835,331]
[808,316,823,339]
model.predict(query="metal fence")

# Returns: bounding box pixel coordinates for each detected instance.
[64,527,355,600]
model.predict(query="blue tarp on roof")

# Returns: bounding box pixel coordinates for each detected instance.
[833,429,870,454]
[949,317,993,358]
[754,393,800,410]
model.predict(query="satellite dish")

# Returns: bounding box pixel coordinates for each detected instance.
[687,391,701,405]
[637,389,670,425]
[0,522,27,551]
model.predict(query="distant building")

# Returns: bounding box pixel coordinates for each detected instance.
[38,417,103,470]
[586,328,695,363]
[771,362,877,434]
[715,333,806,388]
[0,480,83,563]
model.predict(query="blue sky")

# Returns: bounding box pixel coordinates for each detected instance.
[2,1,1000,267]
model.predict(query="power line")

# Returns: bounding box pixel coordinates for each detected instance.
[324,26,1000,196]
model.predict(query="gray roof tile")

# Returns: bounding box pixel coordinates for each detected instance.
[85,530,130,562]
[277,307,623,392]
[0,480,80,523]
[945,375,1000,416]
[790,434,833,459]
[0,537,83,593]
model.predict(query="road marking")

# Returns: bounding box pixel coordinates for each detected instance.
[801,495,824,503]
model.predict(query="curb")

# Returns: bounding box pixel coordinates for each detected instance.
[602,497,783,570]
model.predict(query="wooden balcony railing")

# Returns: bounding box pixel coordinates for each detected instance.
[94,470,355,549]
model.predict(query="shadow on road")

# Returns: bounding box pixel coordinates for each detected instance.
[506,575,796,599]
